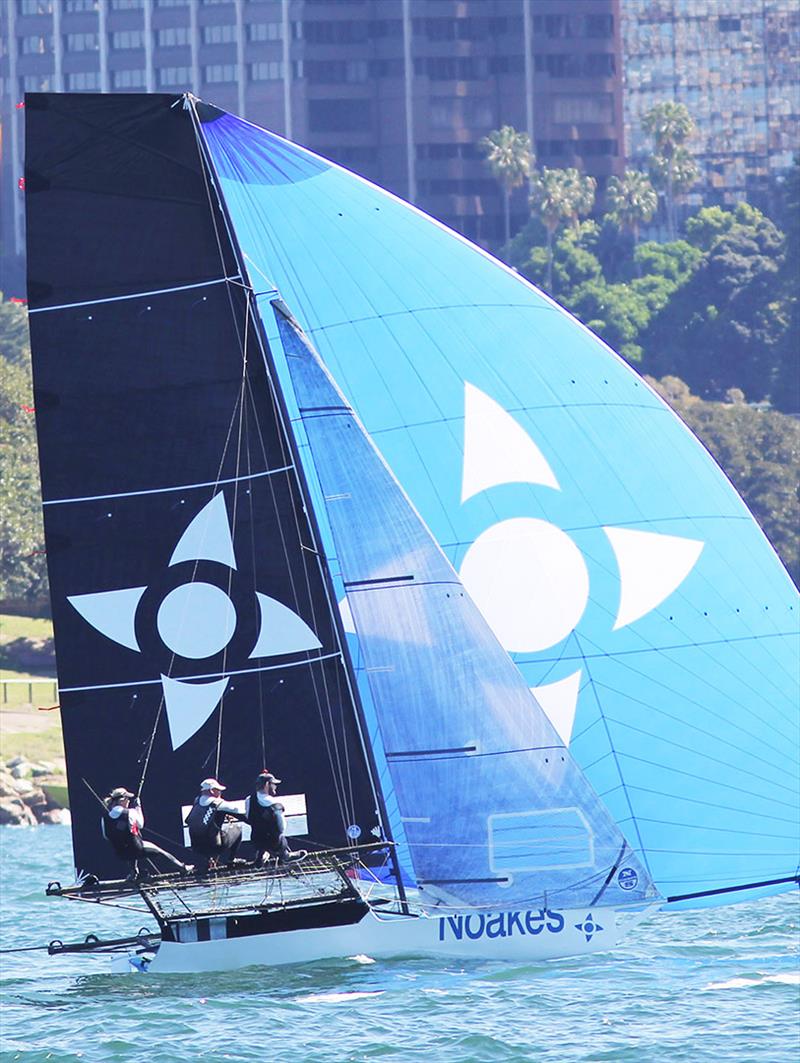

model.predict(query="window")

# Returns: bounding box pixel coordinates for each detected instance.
[204,64,237,83]
[366,19,402,37]
[304,20,368,44]
[19,0,53,12]
[111,0,143,8]
[429,97,493,129]
[157,0,189,6]
[308,98,371,133]
[534,53,581,78]
[414,57,485,80]
[20,35,51,54]
[718,17,741,32]
[203,25,237,44]
[368,58,403,78]
[250,61,282,81]
[112,31,145,50]
[585,14,614,38]
[22,73,53,90]
[552,93,613,124]
[65,0,98,11]
[66,71,101,89]
[113,68,147,88]
[159,66,192,86]
[157,27,191,46]
[248,22,282,42]
[488,55,524,75]
[306,60,368,84]
[583,53,616,77]
[66,33,99,52]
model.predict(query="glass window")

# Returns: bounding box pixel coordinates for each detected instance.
[159,66,192,86]
[110,0,143,9]
[157,0,189,6]
[20,35,52,54]
[66,33,99,52]
[66,70,101,89]
[112,68,147,88]
[111,31,145,49]
[64,0,98,11]
[250,61,283,81]
[248,22,282,42]
[22,73,53,90]
[203,24,237,44]
[203,63,237,82]
[157,27,191,46]
[19,0,53,12]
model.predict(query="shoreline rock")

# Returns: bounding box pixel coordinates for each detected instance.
[0,757,70,826]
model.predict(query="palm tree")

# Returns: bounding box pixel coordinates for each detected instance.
[606,170,658,251]
[479,126,534,244]
[562,167,597,228]
[529,169,572,290]
[642,102,699,238]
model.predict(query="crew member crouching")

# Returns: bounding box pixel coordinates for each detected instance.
[186,778,247,871]
[245,771,306,866]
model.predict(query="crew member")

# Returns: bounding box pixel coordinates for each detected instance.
[186,778,246,870]
[245,771,306,866]
[102,787,192,878]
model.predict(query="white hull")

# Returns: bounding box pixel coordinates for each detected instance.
[118,906,617,973]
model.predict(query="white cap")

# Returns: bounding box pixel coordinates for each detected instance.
[200,778,225,791]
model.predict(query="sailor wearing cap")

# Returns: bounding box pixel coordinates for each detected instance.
[186,778,247,870]
[245,771,307,866]
[102,787,192,878]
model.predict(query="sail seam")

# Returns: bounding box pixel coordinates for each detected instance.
[28,276,241,314]
[59,651,342,693]
[42,465,293,506]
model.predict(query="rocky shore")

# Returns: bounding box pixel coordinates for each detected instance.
[0,756,71,826]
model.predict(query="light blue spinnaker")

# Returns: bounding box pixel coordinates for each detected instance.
[200,108,800,908]
[273,299,654,911]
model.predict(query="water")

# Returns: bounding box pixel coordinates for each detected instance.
[1,827,798,1062]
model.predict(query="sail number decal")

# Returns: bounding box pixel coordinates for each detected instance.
[438,908,566,942]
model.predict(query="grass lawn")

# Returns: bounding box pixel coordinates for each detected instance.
[0,614,53,643]
[0,613,64,772]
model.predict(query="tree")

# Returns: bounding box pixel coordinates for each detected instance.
[606,170,658,255]
[643,102,699,238]
[479,125,534,244]
[645,207,788,403]
[529,168,595,290]
[649,376,800,587]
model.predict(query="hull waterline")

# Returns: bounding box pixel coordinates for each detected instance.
[114,906,618,973]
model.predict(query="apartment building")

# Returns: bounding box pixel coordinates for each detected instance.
[1,0,624,291]
[621,0,799,209]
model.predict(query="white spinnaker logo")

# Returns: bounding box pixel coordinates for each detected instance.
[457,384,704,745]
[67,491,321,749]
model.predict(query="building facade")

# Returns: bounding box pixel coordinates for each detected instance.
[1,0,624,293]
[621,0,800,210]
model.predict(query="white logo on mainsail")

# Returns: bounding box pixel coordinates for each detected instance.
[458,384,704,746]
[67,491,321,750]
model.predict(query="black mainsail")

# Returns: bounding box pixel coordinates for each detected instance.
[25,94,378,878]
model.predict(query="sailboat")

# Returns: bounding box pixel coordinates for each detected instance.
[24,94,798,974]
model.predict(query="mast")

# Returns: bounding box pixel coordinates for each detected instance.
[186,97,408,909]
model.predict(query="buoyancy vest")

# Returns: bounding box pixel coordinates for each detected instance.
[101,809,143,861]
[246,790,284,850]
[186,797,224,853]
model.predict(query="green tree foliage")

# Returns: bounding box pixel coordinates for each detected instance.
[606,170,658,251]
[529,168,596,289]
[645,205,790,404]
[479,125,534,245]
[642,101,699,239]
[0,300,47,605]
[649,376,800,587]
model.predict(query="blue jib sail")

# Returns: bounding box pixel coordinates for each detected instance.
[273,299,654,911]
[200,108,800,909]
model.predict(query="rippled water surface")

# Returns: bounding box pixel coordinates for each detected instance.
[1,827,798,1062]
